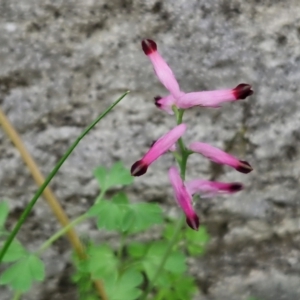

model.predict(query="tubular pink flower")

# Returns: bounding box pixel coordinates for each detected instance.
[186,180,243,198]
[168,167,199,231]
[142,39,182,99]
[131,124,187,176]
[189,142,253,174]
[177,84,254,108]
[154,95,176,115]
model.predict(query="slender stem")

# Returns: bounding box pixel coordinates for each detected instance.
[12,291,21,300]
[141,107,188,300]
[140,217,185,300]
[176,109,184,125]
[96,189,106,204]
[0,91,129,265]
[180,153,188,180]
[36,214,88,255]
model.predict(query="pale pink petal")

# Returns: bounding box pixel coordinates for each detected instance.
[186,180,243,198]
[169,143,177,152]
[168,166,199,231]
[131,124,187,176]
[189,142,253,174]
[177,84,253,108]
[154,95,176,115]
[142,39,182,98]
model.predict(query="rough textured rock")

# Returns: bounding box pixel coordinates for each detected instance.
[0,0,300,299]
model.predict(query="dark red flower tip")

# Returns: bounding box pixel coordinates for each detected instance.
[150,140,157,147]
[131,160,148,176]
[236,160,253,174]
[141,39,157,55]
[229,182,244,192]
[154,96,162,108]
[186,213,200,231]
[233,84,253,100]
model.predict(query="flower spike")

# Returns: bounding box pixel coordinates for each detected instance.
[141,39,182,99]
[189,142,253,174]
[186,180,243,198]
[177,84,253,109]
[131,124,187,176]
[168,167,200,231]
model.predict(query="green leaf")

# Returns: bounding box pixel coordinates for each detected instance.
[28,255,45,281]
[104,269,143,300]
[126,203,163,234]
[88,201,123,231]
[88,193,133,232]
[185,225,210,256]
[127,242,147,259]
[0,201,9,230]
[164,251,186,274]
[163,222,184,241]
[71,253,99,300]
[0,254,45,292]
[112,192,129,205]
[86,244,118,279]
[2,240,27,262]
[94,162,133,192]
[174,275,197,299]
[142,242,186,284]
[156,274,197,299]
[122,209,136,232]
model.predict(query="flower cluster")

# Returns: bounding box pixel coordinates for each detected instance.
[131,39,253,230]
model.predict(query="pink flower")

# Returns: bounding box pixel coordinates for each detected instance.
[168,167,199,231]
[131,124,187,176]
[177,84,253,108]
[186,180,243,198]
[142,39,182,99]
[154,95,176,115]
[141,39,253,111]
[189,142,253,174]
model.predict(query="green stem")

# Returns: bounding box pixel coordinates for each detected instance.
[141,107,188,300]
[172,106,184,125]
[36,214,88,255]
[96,189,106,204]
[36,187,107,255]
[180,150,189,180]
[140,216,185,300]
[0,91,129,264]
[12,291,21,300]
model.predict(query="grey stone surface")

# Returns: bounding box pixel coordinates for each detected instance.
[0,0,300,299]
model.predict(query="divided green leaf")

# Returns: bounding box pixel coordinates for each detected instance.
[125,203,163,234]
[127,242,148,259]
[0,255,45,292]
[142,242,186,285]
[88,193,130,232]
[104,269,143,300]
[163,222,184,241]
[154,274,197,299]
[85,244,118,279]
[2,240,27,262]
[185,225,210,256]
[88,193,163,234]
[94,162,133,192]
